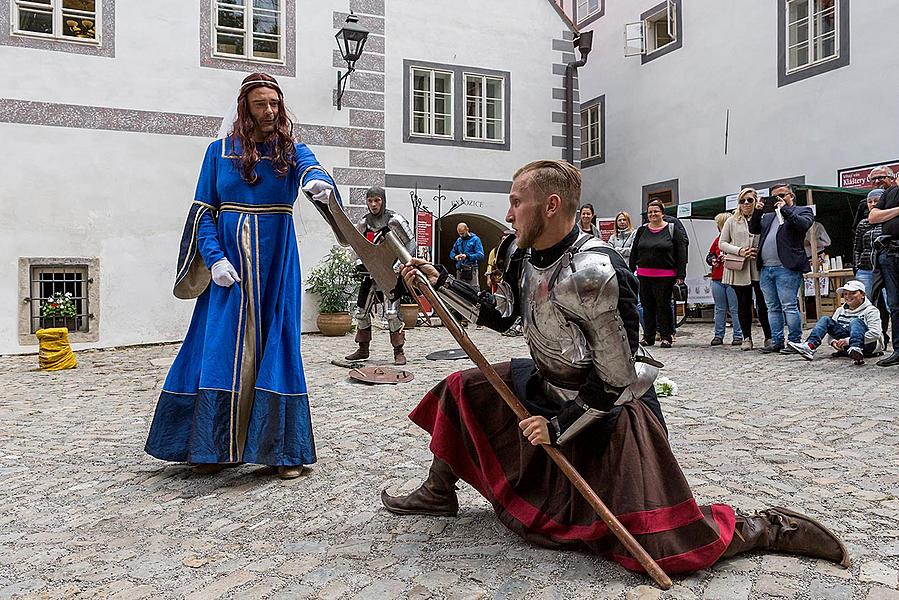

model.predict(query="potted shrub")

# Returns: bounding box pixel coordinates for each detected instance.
[399,290,420,330]
[306,246,358,336]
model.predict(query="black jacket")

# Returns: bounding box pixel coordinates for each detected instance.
[629,221,688,279]
[749,205,814,273]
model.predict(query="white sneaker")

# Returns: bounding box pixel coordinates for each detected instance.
[788,341,816,361]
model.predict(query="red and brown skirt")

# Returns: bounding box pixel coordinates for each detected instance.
[408,361,735,575]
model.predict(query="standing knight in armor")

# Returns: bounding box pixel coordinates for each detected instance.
[381,160,848,575]
[346,186,416,365]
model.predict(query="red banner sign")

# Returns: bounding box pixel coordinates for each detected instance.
[597,219,616,242]
[838,161,899,189]
[415,210,434,262]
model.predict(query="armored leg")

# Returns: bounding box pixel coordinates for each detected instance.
[389,329,406,365]
[381,457,459,517]
[722,507,849,567]
[345,326,372,361]
[385,297,406,365]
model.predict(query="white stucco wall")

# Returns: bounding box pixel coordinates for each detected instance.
[384,0,570,182]
[0,0,350,128]
[0,122,349,354]
[575,0,899,279]
[0,0,574,354]
[578,1,899,215]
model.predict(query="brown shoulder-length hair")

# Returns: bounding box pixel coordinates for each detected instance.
[232,72,296,184]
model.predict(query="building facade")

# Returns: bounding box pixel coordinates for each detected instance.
[566,0,899,279]
[0,0,575,354]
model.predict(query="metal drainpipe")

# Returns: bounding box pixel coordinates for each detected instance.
[565,34,590,164]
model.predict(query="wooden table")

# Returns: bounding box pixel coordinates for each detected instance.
[803,268,854,320]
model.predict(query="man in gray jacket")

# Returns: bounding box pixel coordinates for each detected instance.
[788,280,884,365]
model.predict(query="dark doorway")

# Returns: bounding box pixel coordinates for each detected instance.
[436,213,507,289]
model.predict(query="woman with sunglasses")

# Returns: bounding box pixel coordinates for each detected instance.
[719,188,772,350]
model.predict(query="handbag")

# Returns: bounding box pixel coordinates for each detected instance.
[723,254,747,271]
[673,281,688,303]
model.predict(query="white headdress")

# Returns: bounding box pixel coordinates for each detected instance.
[216,79,282,139]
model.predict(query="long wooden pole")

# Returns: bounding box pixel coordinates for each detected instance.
[384,236,673,590]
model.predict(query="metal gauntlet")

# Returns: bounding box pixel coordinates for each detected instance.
[435,270,483,324]
[551,397,609,446]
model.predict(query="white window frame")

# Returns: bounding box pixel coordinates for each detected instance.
[13,0,101,45]
[463,73,505,144]
[212,0,285,64]
[577,0,602,20]
[785,0,839,74]
[580,104,601,161]
[410,67,454,140]
[624,0,676,57]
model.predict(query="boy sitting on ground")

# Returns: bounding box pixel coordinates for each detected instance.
[788,280,884,365]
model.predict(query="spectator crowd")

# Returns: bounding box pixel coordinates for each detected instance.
[576,166,899,367]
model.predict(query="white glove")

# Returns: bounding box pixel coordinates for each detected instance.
[211,258,241,287]
[302,179,334,202]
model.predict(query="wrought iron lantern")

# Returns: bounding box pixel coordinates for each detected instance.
[335,12,369,110]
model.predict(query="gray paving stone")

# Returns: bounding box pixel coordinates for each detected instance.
[808,579,855,600]
[0,324,894,598]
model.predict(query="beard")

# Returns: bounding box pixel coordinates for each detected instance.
[516,217,546,249]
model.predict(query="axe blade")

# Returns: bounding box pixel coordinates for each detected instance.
[325,193,402,294]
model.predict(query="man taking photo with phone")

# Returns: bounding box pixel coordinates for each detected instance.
[749,183,814,354]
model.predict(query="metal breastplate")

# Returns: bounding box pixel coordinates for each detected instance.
[520,255,592,394]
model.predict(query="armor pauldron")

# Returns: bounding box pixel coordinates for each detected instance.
[520,235,636,390]
[551,245,637,389]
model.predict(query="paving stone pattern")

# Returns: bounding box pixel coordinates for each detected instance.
[1,323,897,599]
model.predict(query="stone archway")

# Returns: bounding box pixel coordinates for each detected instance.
[435,212,507,290]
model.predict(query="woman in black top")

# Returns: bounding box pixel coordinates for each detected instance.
[629,200,688,347]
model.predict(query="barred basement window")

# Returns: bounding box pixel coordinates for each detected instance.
[14,0,99,43]
[28,265,92,334]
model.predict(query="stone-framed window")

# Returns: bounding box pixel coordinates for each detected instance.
[18,257,100,344]
[410,67,454,139]
[580,94,604,168]
[2,0,114,57]
[213,0,283,62]
[642,179,679,215]
[575,0,603,28]
[778,0,849,87]
[403,60,511,151]
[624,0,682,65]
[463,73,504,143]
[201,0,296,76]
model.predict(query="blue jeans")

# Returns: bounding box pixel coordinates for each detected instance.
[880,252,899,351]
[759,266,804,345]
[711,280,743,339]
[807,316,870,351]
[855,269,874,296]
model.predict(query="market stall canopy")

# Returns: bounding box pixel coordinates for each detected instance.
[664,185,871,264]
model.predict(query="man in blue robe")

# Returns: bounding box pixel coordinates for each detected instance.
[145,73,340,479]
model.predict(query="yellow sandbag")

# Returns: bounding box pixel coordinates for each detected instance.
[36,327,77,371]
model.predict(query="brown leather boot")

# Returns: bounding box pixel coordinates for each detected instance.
[381,457,459,516]
[390,329,406,365]
[722,507,849,567]
[345,327,372,361]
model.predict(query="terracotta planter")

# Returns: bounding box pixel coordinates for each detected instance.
[316,312,353,337]
[399,304,419,329]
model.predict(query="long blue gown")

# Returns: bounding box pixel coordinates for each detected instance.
[145,136,338,466]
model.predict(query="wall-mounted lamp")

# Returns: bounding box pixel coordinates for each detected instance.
[335,12,370,111]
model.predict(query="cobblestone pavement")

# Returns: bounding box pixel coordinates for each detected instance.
[1,323,898,600]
